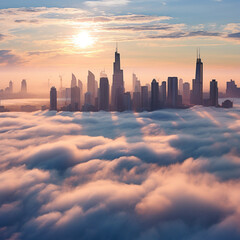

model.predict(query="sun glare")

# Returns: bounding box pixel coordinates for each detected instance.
[73,31,95,49]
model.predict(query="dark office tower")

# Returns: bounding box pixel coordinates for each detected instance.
[9,81,13,93]
[179,78,183,95]
[87,71,96,105]
[99,76,109,111]
[123,92,132,111]
[210,79,218,106]
[167,77,178,107]
[160,81,166,106]
[192,51,203,105]
[50,87,57,111]
[21,79,27,93]
[71,73,77,88]
[111,48,124,111]
[182,82,190,105]
[151,79,159,111]
[71,86,81,111]
[133,92,141,112]
[141,86,149,111]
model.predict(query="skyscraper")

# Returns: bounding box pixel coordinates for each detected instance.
[141,86,149,111]
[179,78,183,95]
[71,86,81,111]
[151,79,159,111]
[87,71,96,105]
[133,92,141,112]
[21,79,27,93]
[167,77,178,107]
[9,81,13,93]
[50,86,57,111]
[191,51,203,105]
[182,82,190,105]
[111,48,124,111]
[160,81,166,107]
[99,75,109,111]
[71,73,77,88]
[210,79,218,106]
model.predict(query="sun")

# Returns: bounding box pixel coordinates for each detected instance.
[72,31,95,49]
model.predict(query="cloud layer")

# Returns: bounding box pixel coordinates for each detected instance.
[1,103,240,240]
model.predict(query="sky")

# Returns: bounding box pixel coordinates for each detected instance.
[0,0,240,92]
[1,103,240,239]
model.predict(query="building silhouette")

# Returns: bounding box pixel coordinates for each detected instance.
[123,92,131,111]
[87,71,96,105]
[50,86,57,111]
[191,51,203,105]
[167,77,178,107]
[71,73,77,88]
[141,86,149,111]
[226,80,240,98]
[183,82,190,104]
[71,86,81,111]
[21,79,27,93]
[151,79,159,111]
[133,92,141,112]
[111,48,124,111]
[9,81,13,93]
[210,79,218,106]
[179,78,183,95]
[99,74,109,111]
[160,81,166,107]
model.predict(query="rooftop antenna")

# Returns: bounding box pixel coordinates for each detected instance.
[116,42,118,52]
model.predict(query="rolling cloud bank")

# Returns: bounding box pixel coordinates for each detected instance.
[1,104,240,240]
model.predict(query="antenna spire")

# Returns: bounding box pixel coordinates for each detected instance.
[116,42,118,52]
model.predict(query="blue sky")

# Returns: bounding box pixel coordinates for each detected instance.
[0,0,239,91]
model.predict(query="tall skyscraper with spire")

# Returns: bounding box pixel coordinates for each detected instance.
[191,49,203,105]
[111,46,124,111]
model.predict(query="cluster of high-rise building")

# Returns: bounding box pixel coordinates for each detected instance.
[0,80,27,99]
[0,48,236,112]
[50,48,226,112]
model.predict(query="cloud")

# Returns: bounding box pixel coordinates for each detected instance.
[84,0,130,7]
[0,50,24,66]
[1,104,240,239]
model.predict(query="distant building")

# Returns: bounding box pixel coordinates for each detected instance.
[167,77,178,107]
[87,71,96,105]
[210,79,218,106]
[226,80,240,98]
[50,86,57,111]
[133,92,141,112]
[123,92,131,111]
[99,76,109,111]
[179,78,183,95]
[182,82,190,105]
[111,48,124,111]
[9,81,13,93]
[21,79,27,93]
[141,86,149,111]
[222,100,233,108]
[151,79,159,111]
[71,73,77,88]
[160,81,166,106]
[191,52,203,105]
[71,86,81,111]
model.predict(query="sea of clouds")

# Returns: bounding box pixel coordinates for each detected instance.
[1,103,240,240]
